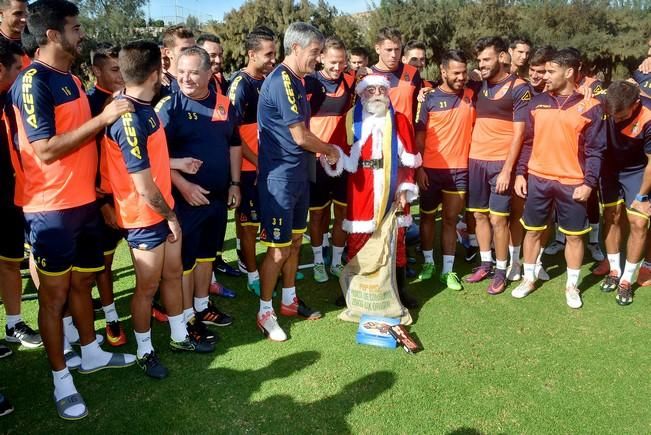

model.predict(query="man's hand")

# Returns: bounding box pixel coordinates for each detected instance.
[416,167,429,190]
[172,157,203,174]
[572,184,592,202]
[577,84,593,100]
[325,145,340,165]
[161,73,171,87]
[167,217,181,243]
[178,181,211,206]
[514,175,527,198]
[356,67,372,79]
[631,200,651,216]
[396,190,408,209]
[100,203,119,229]
[469,69,482,82]
[100,99,134,126]
[417,86,433,103]
[495,169,511,194]
[639,57,651,74]
[228,185,241,209]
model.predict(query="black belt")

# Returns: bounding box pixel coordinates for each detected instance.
[359,158,384,169]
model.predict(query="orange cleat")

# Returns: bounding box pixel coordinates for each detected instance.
[637,264,651,287]
[592,259,610,276]
[105,321,127,347]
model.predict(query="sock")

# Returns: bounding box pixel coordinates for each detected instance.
[236,238,241,251]
[134,330,154,359]
[523,263,536,282]
[183,307,194,323]
[5,314,21,330]
[566,268,581,288]
[312,246,324,264]
[469,234,478,247]
[644,261,651,269]
[423,250,434,264]
[53,368,85,417]
[80,339,111,369]
[555,227,565,244]
[102,303,119,323]
[168,314,188,342]
[589,223,599,244]
[621,260,639,283]
[62,316,79,343]
[332,246,344,267]
[496,259,508,270]
[322,235,330,248]
[536,247,544,265]
[194,296,209,313]
[607,253,621,275]
[480,251,492,263]
[282,286,296,305]
[259,299,273,315]
[509,245,521,265]
[247,270,260,284]
[442,255,455,274]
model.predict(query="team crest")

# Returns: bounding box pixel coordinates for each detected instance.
[273,228,281,240]
[463,96,470,104]
[631,122,640,135]
[521,90,531,101]
[403,73,410,81]
[218,105,226,116]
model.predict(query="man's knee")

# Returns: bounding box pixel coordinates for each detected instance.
[489,214,508,228]
[628,214,649,235]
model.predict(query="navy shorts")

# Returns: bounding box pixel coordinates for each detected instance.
[126,220,170,251]
[258,177,309,247]
[238,170,260,227]
[309,163,348,209]
[420,168,468,214]
[521,174,589,235]
[0,206,25,262]
[176,199,227,272]
[25,202,104,274]
[600,167,644,210]
[468,158,511,215]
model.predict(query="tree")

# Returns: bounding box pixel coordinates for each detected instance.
[75,0,148,43]
[185,15,201,33]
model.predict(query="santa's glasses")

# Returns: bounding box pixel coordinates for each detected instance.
[365,86,388,95]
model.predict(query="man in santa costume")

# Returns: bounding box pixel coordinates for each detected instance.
[322,74,422,308]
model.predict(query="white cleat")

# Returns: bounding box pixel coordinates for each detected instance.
[257,311,287,342]
[506,262,522,281]
[565,286,583,309]
[536,264,550,281]
[511,279,535,299]
[587,243,605,262]
[544,241,565,255]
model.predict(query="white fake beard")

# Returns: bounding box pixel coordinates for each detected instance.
[364,96,389,117]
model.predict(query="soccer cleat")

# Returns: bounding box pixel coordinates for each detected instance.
[440,272,462,291]
[637,264,651,287]
[295,271,305,281]
[214,257,242,277]
[105,321,127,347]
[152,301,168,323]
[615,281,633,306]
[506,262,522,281]
[406,266,418,278]
[280,297,322,320]
[511,279,535,299]
[487,270,507,295]
[330,263,344,278]
[587,243,605,262]
[0,344,12,359]
[186,316,218,345]
[209,281,236,299]
[137,351,168,379]
[170,335,215,353]
[5,321,42,348]
[465,263,493,283]
[247,279,261,297]
[0,393,14,417]
[237,258,247,274]
[195,302,233,327]
[600,272,620,293]
[592,259,610,276]
[464,245,478,263]
[544,240,565,255]
[312,263,328,283]
[257,311,287,342]
[536,265,550,281]
[418,263,435,281]
[565,285,582,309]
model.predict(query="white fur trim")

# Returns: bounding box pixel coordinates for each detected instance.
[397,182,419,203]
[397,214,413,228]
[319,146,345,177]
[343,219,376,234]
[396,136,422,168]
[355,74,391,96]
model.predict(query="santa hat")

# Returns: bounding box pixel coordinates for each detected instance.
[355,74,390,96]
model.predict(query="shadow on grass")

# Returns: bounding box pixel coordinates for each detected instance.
[448,428,484,435]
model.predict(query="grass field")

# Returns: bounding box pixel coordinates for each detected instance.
[1,212,651,434]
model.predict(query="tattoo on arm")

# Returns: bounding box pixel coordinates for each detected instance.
[144,189,176,221]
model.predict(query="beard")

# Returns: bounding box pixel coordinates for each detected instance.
[363,95,389,116]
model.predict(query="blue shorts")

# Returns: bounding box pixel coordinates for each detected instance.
[309,163,348,209]
[419,168,468,214]
[0,206,25,262]
[126,220,170,251]
[25,202,104,274]
[238,170,260,227]
[176,199,227,272]
[521,174,590,235]
[600,167,644,211]
[468,158,511,216]
[258,177,309,247]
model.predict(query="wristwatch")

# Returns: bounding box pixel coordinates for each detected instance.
[230,181,241,187]
[635,193,648,202]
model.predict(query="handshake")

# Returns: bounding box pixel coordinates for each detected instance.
[324,144,341,165]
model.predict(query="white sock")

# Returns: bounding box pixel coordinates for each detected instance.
[63,316,79,343]
[607,253,621,275]
[566,268,581,288]
[423,250,434,264]
[480,250,492,263]
[536,247,544,265]
[259,299,273,315]
[469,234,478,247]
[322,234,330,248]
[80,339,111,369]
[555,227,565,244]
[589,223,599,244]
[312,246,324,264]
[63,335,73,353]
[167,314,188,343]
[282,286,296,305]
[53,368,85,417]
[134,330,154,359]
[332,246,344,267]
[194,296,209,313]
[509,245,521,265]
[442,255,455,274]
[621,260,639,283]
[236,238,241,251]
[496,259,508,270]
[523,263,536,282]
[5,314,21,330]
[183,307,194,323]
[247,270,260,284]
[102,303,119,323]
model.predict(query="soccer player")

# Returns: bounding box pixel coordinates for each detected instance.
[103,40,215,381]
[528,46,554,95]
[10,0,136,420]
[513,48,606,308]
[256,22,340,341]
[348,46,368,71]
[229,26,275,295]
[597,81,651,304]
[159,25,195,97]
[416,49,474,291]
[305,36,355,286]
[402,39,435,88]
[509,38,531,77]
[87,44,127,346]
[197,33,228,95]
[0,0,29,68]
[465,36,531,295]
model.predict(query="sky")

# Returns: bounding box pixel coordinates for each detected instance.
[146,0,372,23]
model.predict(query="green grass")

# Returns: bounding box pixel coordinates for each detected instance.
[2,212,651,434]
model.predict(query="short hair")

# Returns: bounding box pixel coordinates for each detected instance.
[509,38,532,50]
[0,38,24,68]
[474,36,508,56]
[283,22,324,56]
[162,25,194,49]
[529,46,555,67]
[245,25,275,52]
[196,33,220,46]
[27,0,79,47]
[20,26,37,58]
[323,36,345,53]
[119,40,161,85]
[605,81,640,115]
[375,27,402,45]
[549,48,580,72]
[178,46,211,71]
[0,0,28,9]
[403,40,426,55]
[440,49,467,68]
[349,46,369,58]
[91,43,120,67]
